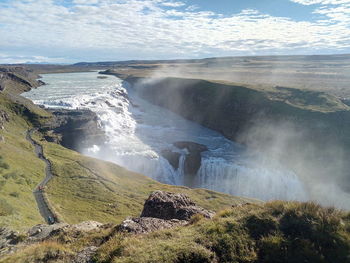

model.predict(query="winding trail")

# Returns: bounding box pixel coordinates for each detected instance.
[26,129,57,224]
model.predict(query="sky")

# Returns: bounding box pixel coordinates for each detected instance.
[0,0,349,63]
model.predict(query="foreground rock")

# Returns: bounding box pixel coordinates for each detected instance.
[141,191,213,220]
[118,191,214,234]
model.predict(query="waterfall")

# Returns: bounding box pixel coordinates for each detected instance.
[23,71,309,202]
[196,158,308,201]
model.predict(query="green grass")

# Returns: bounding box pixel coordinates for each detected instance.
[0,241,74,263]
[94,201,350,263]
[0,94,48,230]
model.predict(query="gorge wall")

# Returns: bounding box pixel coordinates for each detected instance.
[117,75,350,200]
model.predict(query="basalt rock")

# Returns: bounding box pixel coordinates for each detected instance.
[43,109,105,151]
[141,191,214,220]
[0,66,44,94]
[173,141,208,153]
[174,141,208,187]
[161,149,181,170]
[117,217,187,234]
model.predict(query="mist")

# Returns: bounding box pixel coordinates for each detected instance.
[128,66,350,209]
[239,118,350,209]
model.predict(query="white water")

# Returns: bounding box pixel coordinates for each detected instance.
[24,71,308,201]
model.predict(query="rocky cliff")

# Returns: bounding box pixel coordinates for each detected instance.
[42,109,105,152]
[0,66,44,94]
[113,75,350,194]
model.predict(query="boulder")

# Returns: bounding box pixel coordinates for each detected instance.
[116,191,213,234]
[140,191,214,220]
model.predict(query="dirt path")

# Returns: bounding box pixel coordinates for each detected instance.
[26,129,57,224]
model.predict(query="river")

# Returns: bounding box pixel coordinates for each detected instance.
[23,71,307,201]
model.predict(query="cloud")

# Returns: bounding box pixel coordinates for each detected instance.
[290,0,350,4]
[0,0,349,62]
[161,1,185,7]
[0,53,66,64]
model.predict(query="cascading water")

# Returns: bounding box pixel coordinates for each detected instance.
[23,71,308,201]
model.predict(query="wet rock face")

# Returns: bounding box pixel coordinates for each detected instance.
[161,149,181,170]
[173,141,208,153]
[141,191,214,220]
[44,109,105,151]
[163,141,208,187]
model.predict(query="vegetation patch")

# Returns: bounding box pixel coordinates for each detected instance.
[93,202,350,263]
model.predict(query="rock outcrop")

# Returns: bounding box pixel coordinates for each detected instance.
[43,109,105,151]
[162,141,208,187]
[174,141,207,187]
[161,149,181,170]
[0,66,44,94]
[117,191,214,234]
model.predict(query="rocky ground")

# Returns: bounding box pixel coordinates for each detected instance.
[0,191,215,261]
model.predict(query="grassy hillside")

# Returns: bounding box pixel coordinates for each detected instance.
[0,94,48,230]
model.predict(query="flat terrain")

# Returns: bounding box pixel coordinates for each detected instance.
[79,54,350,99]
